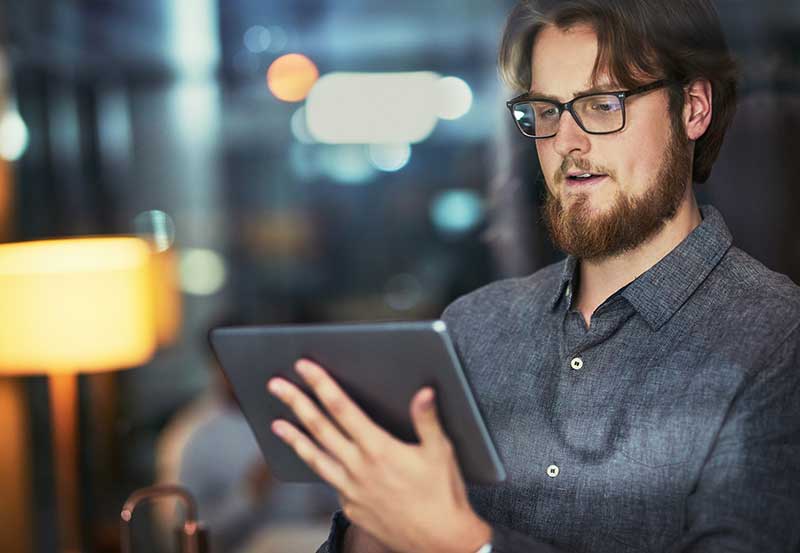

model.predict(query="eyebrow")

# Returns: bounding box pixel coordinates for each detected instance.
[528,85,618,102]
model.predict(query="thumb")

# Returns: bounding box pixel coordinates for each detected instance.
[410,387,446,448]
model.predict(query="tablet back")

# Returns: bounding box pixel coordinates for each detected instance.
[209,320,506,484]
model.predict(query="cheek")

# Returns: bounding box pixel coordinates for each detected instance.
[617,136,665,190]
[614,107,675,188]
[536,142,559,192]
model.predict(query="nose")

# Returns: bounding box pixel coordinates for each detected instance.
[552,109,591,158]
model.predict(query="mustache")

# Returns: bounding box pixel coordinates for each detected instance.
[554,158,614,183]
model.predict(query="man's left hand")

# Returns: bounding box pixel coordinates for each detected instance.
[267,358,492,553]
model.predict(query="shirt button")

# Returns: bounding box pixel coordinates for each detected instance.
[570,357,583,370]
[547,464,560,478]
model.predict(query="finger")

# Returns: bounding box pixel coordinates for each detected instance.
[268,377,360,465]
[271,419,350,489]
[410,387,449,450]
[294,359,393,452]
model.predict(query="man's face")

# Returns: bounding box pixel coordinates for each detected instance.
[531,24,691,261]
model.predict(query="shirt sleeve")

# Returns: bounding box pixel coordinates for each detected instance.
[316,510,350,553]
[667,325,800,552]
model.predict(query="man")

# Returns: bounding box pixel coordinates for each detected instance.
[266,1,800,551]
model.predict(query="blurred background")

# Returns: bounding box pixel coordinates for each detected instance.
[0,1,796,552]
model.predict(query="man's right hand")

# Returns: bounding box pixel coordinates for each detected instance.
[342,524,395,553]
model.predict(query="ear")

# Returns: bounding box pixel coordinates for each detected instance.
[683,79,713,141]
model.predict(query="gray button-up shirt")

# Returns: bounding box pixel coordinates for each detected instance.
[319,205,800,552]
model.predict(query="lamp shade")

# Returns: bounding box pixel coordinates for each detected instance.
[0,237,158,375]
[150,246,181,347]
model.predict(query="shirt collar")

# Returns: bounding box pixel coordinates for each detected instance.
[550,255,578,311]
[549,205,733,330]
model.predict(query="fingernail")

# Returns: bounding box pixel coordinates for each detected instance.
[420,388,435,409]
[268,379,284,394]
[295,359,313,376]
[272,420,286,437]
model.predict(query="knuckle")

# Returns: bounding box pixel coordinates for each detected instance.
[308,452,324,473]
[304,413,326,436]
[324,392,348,417]
[363,443,385,464]
[343,441,361,463]
[440,437,455,456]
[348,459,367,483]
[345,447,365,470]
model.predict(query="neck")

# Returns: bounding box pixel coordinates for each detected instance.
[574,187,702,328]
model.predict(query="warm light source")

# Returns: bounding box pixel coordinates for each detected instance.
[150,246,182,346]
[133,210,182,346]
[267,53,319,103]
[0,236,158,553]
[0,155,11,242]
[0,237,157,373]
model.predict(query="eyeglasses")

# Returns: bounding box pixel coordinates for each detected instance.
[506,80,674,139]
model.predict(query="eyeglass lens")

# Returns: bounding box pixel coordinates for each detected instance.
[512,94,624,137]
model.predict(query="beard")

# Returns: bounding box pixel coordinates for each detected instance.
[541,122,692,262]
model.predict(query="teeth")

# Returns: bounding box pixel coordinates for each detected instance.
[573,173,592,179]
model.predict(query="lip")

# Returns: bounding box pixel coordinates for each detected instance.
[565,174,608,188]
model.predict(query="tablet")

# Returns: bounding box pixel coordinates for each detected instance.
[209,320,506,484]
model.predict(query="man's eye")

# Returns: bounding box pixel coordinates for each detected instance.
[538,107,559,119]
[591,102,620,112]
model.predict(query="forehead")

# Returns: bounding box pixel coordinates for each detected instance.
[530,24,611,99]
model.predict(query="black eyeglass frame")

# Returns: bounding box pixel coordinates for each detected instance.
[505,79,677,139]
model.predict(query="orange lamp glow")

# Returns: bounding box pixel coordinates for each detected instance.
[149,246,182,347]
[0,236,159,553]
[0,158,11,243]
[267,53,319,102]
[0,237,157,374]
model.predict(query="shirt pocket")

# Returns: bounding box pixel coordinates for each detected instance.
[619,393,697,468]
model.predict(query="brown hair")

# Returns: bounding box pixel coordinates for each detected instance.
[499,0,738,183]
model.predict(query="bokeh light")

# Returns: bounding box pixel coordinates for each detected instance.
[306,72,440,144]
[179,248,227,296]
[430,189,485,235]
[368,144,411,172]
[133,210,176,252]
[289,143,321,180]
[290,107,316,144]
[266,26,289,52]
[0,108,29,162]
[436,76,473,120]
[243,25,271,53]
[267,53,319,103]
[319,145,376,185]
[169,0,219,71]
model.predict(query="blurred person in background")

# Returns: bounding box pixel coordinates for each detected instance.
[156,317,337,553]
[258,1,800,552]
